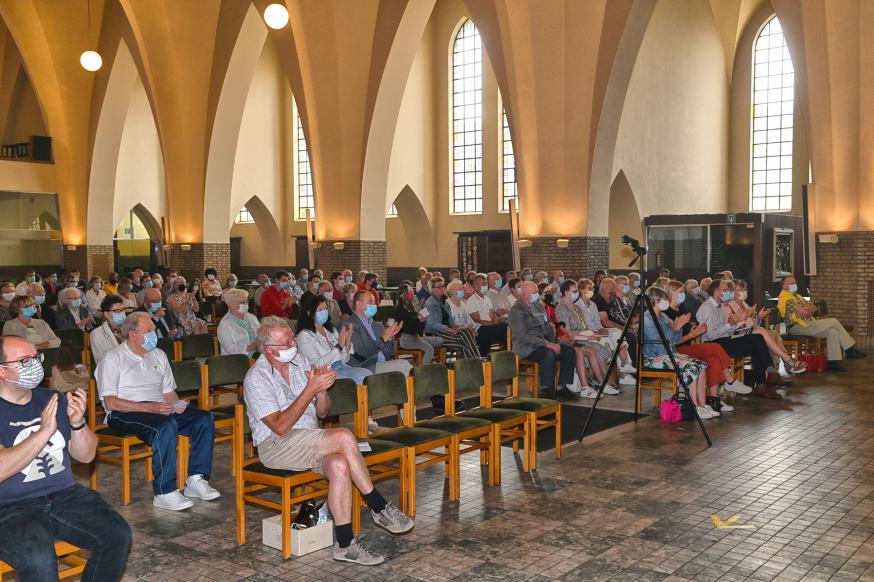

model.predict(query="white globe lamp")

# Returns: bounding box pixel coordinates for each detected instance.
[80,50,102,72]
[263,4,289,30]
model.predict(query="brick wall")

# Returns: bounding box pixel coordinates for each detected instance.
[519,236,609,280]
[86,244,114,277]
[810,231,874,350]
[313,240,387,281]
[62,246,87,275]
[167,243,231,282]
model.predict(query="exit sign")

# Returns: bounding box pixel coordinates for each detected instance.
[727,214,736,223]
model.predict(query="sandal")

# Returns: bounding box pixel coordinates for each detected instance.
[782,356,807,374]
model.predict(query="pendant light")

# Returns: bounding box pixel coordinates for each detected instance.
[264,4,289,29]
[80,0,102,72]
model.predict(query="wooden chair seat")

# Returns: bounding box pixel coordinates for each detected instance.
[0,541,86,579]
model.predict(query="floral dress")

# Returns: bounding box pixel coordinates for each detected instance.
[169,291,208,335]
[642,311,706,385]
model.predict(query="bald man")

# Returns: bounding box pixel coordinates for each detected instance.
[136,287,179,339]
[507,281,577,399]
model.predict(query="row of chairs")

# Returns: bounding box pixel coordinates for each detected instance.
[235,350,562,559]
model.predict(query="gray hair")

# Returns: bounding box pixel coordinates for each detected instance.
[121,312,151,339]
[59,287,81,305]
[223,288,248,305]
[256,316,291,351]
[684,279,698,288]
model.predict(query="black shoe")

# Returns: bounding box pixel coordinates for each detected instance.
[826,361,847,372]
[705,396,722,413]
[846,347,867,359]
[538,388,556,400]
[554,387,580,402]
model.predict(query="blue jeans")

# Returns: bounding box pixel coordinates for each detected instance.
[0,484,131,582]
[107,407,215,495]
[527,343,576,391]
[331,361,372,385]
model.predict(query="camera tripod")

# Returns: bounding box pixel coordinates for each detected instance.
[578,237,712,447]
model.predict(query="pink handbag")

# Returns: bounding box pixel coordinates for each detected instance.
[660,398,682,424]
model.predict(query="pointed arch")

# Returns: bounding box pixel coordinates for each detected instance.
[230,195,285,266]
[607,170,642,269]
[131,203,162,243]
[386,185,438,265]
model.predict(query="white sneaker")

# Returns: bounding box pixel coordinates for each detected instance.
[367,417,379,433]
[619,363,637,374]
[580,387,600,399]
[183,475,221,501]
[724,380,752,395]
[719,400,734,412]
[618,374,637,385]
[696,406,715,419]
[153,490,193,511]
[565,383,582,394]
[703,404,721,417]
[601,384,620,395]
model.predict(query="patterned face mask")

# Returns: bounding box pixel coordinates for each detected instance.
[1,356,45,390]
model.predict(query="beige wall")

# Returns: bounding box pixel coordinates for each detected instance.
[608,171,643,269]
[0,159,55,193]
[611,0,729,222]
[2,71,45,144]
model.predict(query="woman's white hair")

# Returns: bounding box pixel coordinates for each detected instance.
[223,288,248,305]
[59,287,81,305]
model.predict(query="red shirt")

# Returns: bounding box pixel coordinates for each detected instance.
[356,280,380,303]
[260,285,291,318]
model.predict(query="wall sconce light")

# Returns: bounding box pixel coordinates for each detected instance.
[517,239,533,248]
[333,242,345,250]
[818,234,839,244]
[309,242,322,250]
[65,245,77,252]
[556,239,570,248]
[180,244,192,251]
[162,244,171,251]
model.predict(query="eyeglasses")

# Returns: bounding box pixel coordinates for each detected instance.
[0,353,44,367]
[265,340,296,349]
[107,308,126,314]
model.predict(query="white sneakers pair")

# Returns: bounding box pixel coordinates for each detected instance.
[619,362,637,374]
[579,384,620,399]
[723,380,753,394]
[153,475,221,511]
[696,405,720,419]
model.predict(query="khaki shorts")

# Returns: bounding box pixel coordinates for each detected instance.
[257,428,326,473]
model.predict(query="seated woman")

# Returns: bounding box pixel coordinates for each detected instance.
[2,295,61,349]
[423,278,480,360]
[202,268,223,298]
[574,278,635,373]
[225,273,239,290]
[217,288,260,356]
[295,294,371,386]
[641,287,718,419]
[554,280,617,398]
[85,276,107,320]
[26,282,55,330]
[54,287,95,332]
[117,278,139,312]
[722,280,804,377]
[167,276,208,335]
[338,283,357,317]
[394,282,443,365]
[444,280,480,335]
[90,294,128,364]
[0,281,15,325]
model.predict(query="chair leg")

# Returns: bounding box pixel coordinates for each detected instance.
[281,484,292,560]
[89,460,97,490]
[236,478,246,545]
[121,442,131,505]
[523,413,534,472]
[351,488,362,536]
[177,436,190,490]
[405,448,417,517]
[554,406,562,460]
[448,436,461,501]
[398,452,409,514]
[489,424,501,486]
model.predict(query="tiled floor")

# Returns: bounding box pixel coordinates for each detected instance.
[79,356,874,581]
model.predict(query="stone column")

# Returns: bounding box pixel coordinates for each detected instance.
[519,236,609,280]
[312,240,387,281]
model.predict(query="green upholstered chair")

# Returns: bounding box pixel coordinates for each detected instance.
[180,333,218,360]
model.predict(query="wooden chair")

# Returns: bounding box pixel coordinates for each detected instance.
[409,364,498,495]
[181,334,219,360]
[324,379,407,535]
[394,337,424,367]
[157,337,179,362]
[638,369,677,413]
[0,542,86,580]
[233,404,328,560]
[487,351,562,471]
[451,357,534,476]
[356,372,453,516]
[506,327,556,395]
[200,354,251,471]
[87,379,189,505]
[55,328,87,365]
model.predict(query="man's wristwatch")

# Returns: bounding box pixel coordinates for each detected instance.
[71,420,87,431]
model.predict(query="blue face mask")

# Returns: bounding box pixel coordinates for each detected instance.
[722,291,734,302]
[571,291,580,302]
[364,304,378,319]
[479,285,488,295]
[111,312,126,326]
[676,292,686,304]
[525,274,534,281]
[143,280,154,289]
[301,274,309,281]
[530,292,540,304]
[278,281,288,290]
[142,330,158,351]
[315,310,330,325]
[455,290,465,300]
[22,306,37,318]
[558,277,565,284]
[70,298,81,309]
[623,284,631,294]
[788,283,798,294]
[147,302,160,314]
[495,280,503,289]
[33,295,45,305]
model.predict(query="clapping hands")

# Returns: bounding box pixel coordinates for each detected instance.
[305,366,337,394]
[381,320,403,341]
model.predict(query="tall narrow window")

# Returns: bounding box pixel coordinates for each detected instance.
[451,19,482,214]
[751,16,794,211]
[501,108,518,212]
[295,107,315,220]
[235,207,254,224]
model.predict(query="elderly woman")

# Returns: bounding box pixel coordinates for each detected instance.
[85,276,107,319]
[54,286,94,331]
[202,268,223,298]
[217,288,260,356]
[90,294,128,364]
[224,273,239,290]
[3,295,61,349]
[444,280,479,333]
[168,276,208,335]
[0,281,16,324]
[574,278,635,372]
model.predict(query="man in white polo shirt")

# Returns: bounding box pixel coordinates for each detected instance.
[96,312,220,510]
[465,273,507,356]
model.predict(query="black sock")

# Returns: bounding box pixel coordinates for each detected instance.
[362,487,387,513]
[336,522,354,548]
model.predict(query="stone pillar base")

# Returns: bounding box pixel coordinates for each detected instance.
[810,231,874,350]
[313,240,387,281]
[519,236,608,280]
[167,242,231,282]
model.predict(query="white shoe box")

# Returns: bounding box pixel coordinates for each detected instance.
[262,516,334,556]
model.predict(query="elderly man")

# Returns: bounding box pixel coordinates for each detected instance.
[466,273,507,356]
[0,336,131,580]
[593,277,638,362]
[698,277,713,300]
[89,294,128,365]
[243,317,413,565]
[486,271,510,316]
[131,268,145,293]
[777,275,865,371]
[508,281,577,399]
[137,287,179,339]
[344,291,410,375]
[54,287,94,332]
[697,280,776,398]
[96,312,219,510]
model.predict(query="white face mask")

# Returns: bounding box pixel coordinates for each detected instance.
[584,290,594,300]
[275,346,297,363]
[657,299,670,311]
[237,304,249,313]
[1,292,14,302]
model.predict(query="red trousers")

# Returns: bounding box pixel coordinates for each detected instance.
[677,343,732,388]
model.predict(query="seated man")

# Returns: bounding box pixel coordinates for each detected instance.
[137,287,180,339]
[260,271,298,320]
[508,281,577,399]
[96,312,220,510]
[593,278,637,363]
[243,317,413,565]
[0,336,131,580]
[465,273,507,356]
[696,280,776,398]
[344,292,410,375]
[681,279,705,319]
[486,271,509,317]
[777,275,865,371]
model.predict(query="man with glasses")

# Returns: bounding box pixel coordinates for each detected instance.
[0,336,131,579]
[96,312,220,510]
[243,316,413,566]
[89,294,129,365]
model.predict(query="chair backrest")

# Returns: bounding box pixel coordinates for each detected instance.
[449,358,485,392]
[181,334,217,359]
[55,328,85,351]
[489,351,518,383]
[39,347,59,382]
[170,360,202,395]
[410,364,450,400]
[205,354,250,387]
[157,337,176,362]
[363,371,408,410]
[376,305,394,323]
[326,378,359,417]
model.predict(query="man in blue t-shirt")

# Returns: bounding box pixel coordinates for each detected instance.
[0,336,130,581]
